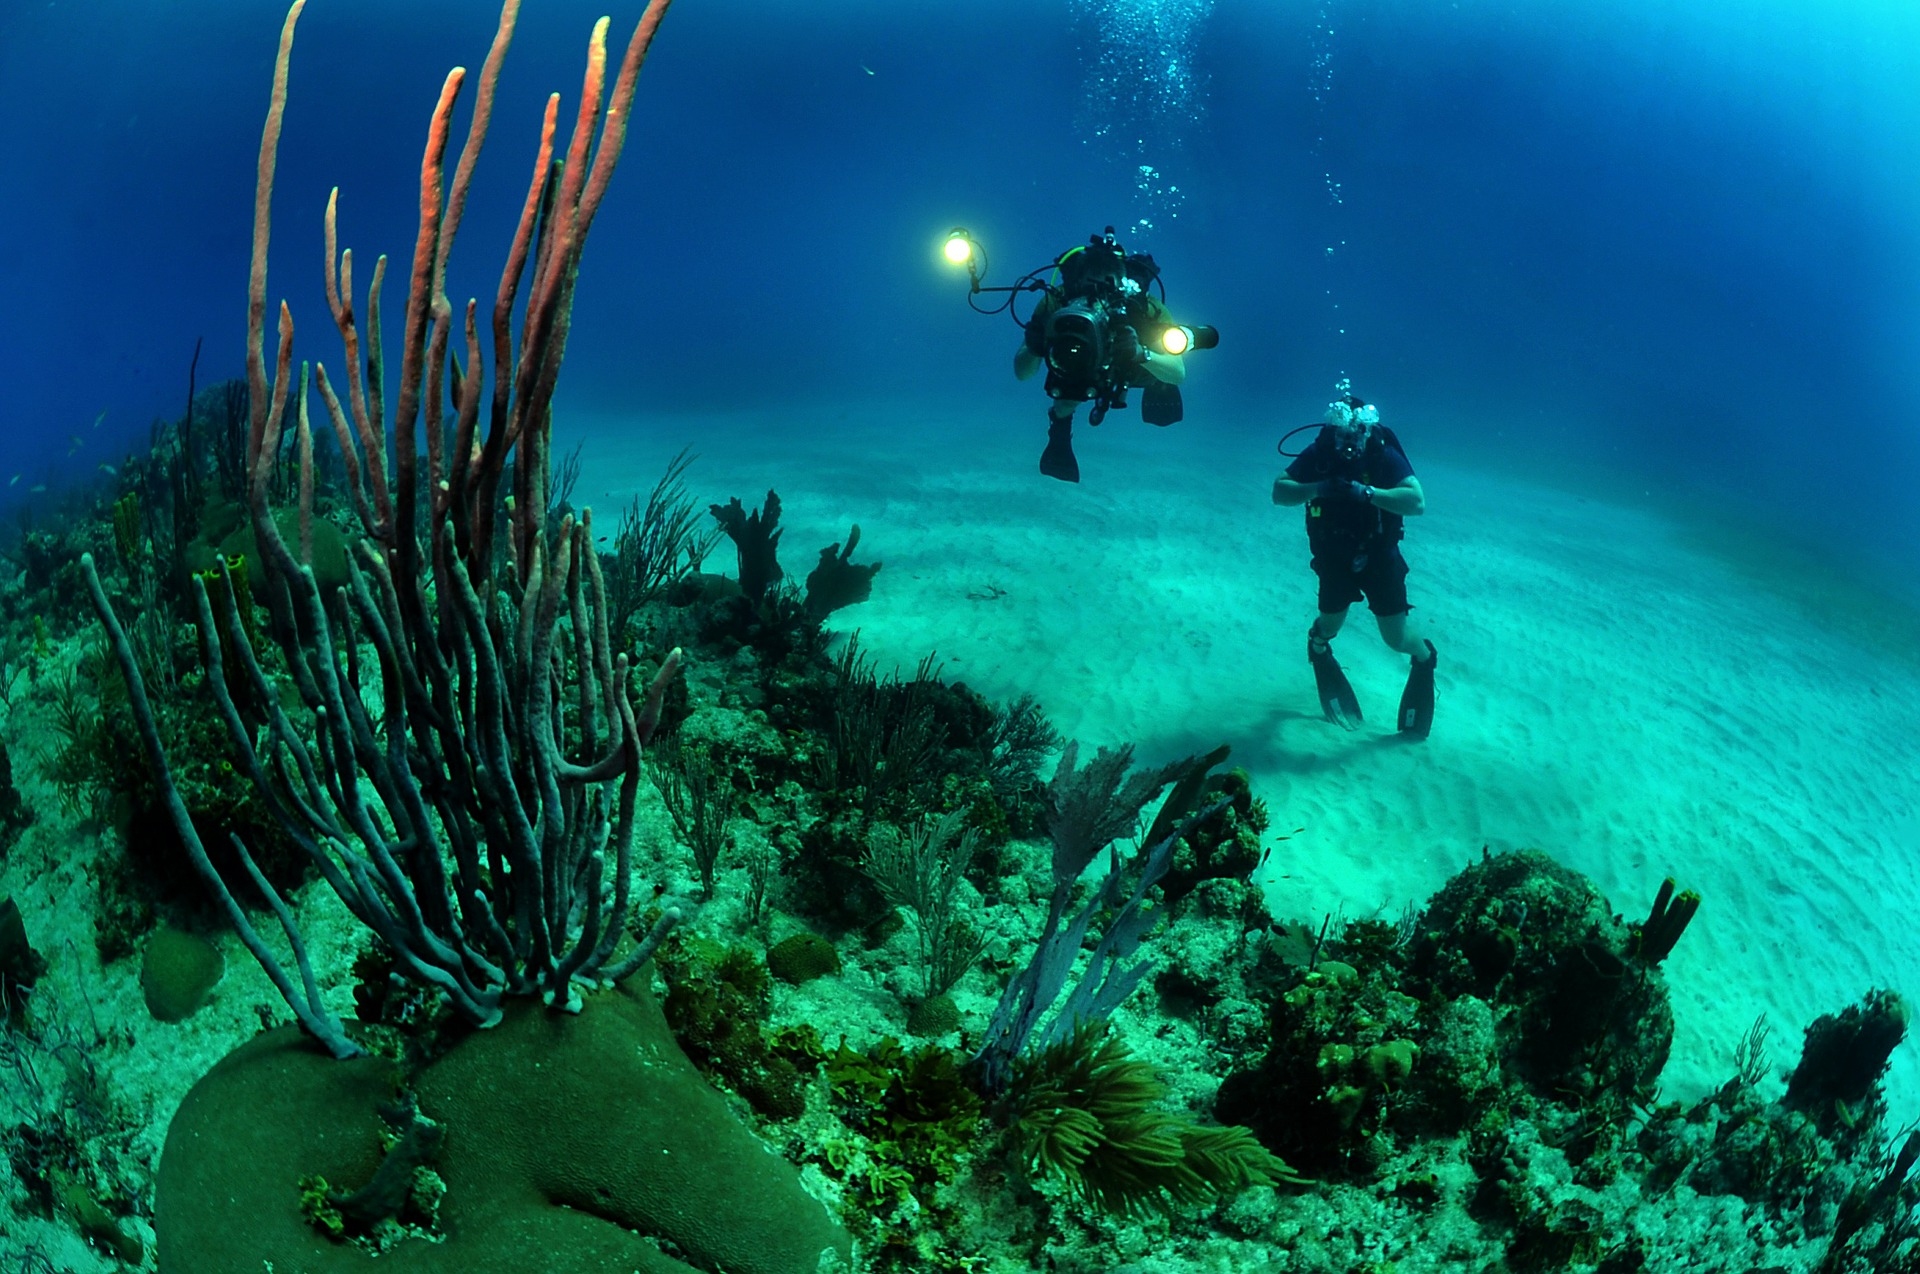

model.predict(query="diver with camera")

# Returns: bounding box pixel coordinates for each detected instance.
[945,225,1217,483]
[1271,391,1438,738]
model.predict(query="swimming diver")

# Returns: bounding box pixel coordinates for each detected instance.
[1012,229,1191,483]
[1270,393,1438,737]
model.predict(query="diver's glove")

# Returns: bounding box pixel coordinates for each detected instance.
[1316,478,1374,504]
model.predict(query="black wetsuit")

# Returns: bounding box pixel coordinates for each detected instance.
[1284,424,1416,617]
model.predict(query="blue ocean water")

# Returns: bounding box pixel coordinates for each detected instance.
[2,0,1915,584]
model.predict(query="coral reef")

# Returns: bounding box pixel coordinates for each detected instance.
[657,935,816,1121]
[0,7,1910,1267]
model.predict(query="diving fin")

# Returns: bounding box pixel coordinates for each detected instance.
[1140,380,1183,426]
[1040,416,1080,483]
[1398,640,1437,739]
[1307,627,1362,730]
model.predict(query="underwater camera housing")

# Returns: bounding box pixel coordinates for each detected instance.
[1043,297,1116,392]
[1042,229,1157,420]
[1041,228,1132,397]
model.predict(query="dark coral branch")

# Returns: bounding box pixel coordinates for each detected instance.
[1633,876,1700,965]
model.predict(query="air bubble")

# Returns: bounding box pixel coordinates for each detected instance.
[1071,0,1214,231]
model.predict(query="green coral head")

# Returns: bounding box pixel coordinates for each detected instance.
[1327,1085,1368,1130]
[297,1174,346,1238]
[766,931,841,985]
[1316,1043,1356,1074]
[1364,1039,1419,1090]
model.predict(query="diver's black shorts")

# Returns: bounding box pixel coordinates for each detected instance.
[1312,543,1411,617]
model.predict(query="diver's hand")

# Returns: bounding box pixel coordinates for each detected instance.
[1316,479,1374,504]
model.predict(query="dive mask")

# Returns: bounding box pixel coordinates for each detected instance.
[1325,398,1379,460]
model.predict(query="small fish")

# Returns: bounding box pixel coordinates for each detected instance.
[29,484,45,494]
[69,434,83,454]
[6,474,16,487]
[93,410,106,428]
[99,463,117,477]
[860,63,874,76]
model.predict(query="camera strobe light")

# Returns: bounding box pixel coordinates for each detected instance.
[943,228,974,266]
[1160,325,1193,355]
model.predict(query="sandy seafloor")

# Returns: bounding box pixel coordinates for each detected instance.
[573,397,1920,1117]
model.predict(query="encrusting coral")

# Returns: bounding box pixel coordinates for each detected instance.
[158,979,848,1272]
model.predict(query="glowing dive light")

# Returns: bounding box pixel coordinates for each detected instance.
[1159,323,1219,354]
[943,228,974,266]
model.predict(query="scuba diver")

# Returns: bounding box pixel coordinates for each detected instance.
[944,225,1217,483]
[1270,392,1438,738]
[1013,230,1186,482]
